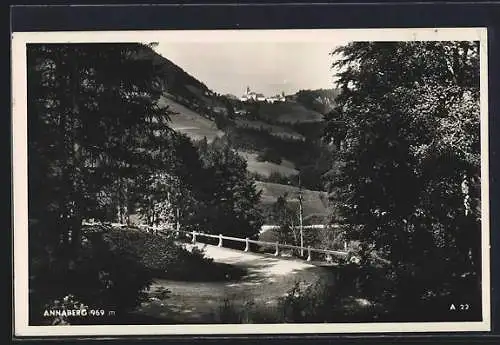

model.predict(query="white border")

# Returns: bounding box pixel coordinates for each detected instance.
[12,28,490,337]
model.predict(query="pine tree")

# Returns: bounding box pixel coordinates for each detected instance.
[28,43,175,252]
[27,42,183,322]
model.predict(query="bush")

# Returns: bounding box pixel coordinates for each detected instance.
[278,268,384,323]
[276,261,481,323]
[29,228,154,325]
[29,226,249,325]
[209,297,281,324]
[207,277,377,324]
[279,281,330,323]
[104,229,246,282]
[103,229,192,276]
[214,113,231,130]
[39,294,90,325]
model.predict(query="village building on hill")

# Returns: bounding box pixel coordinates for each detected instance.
[240,86,285,103]
[266,94,286,103]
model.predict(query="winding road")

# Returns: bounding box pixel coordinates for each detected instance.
[136,243,335,323]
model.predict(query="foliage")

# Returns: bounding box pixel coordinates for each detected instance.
[40,294,90,325]
[225,127,326,184]
[271,194,298,245]
[29,226,154,325]
[323,41,482,318]
[195,267,381,324]
[132,131,206,231]
[194,137,264,240]
[103,229,246,282]
[27,43,175,323]
[283,122,328,145]
[210,298,281,324]
[256,147,283,164]
[223,120,336,192]
[208,259,480,324]
[28,42,174,250]
[295,88,339,114]
[214,112,232,130]
[279,281,332,323]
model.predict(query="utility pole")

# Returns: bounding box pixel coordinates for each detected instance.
[298,174,304,257]
[176,207,180,232]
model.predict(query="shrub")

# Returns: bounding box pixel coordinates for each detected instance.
[206,268,385,324]
[39,294,90,325]
[29,229,154,325]
[103,229,193,276]
[214,113,231,130]
[210,298,281,324]
[104,228,247,282]
[276,261,477,323]
[278,281,331,323]
[29,226,248,325]
[277,265,388,323]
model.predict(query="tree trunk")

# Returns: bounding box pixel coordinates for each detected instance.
[57,82,71,249]
[117,178,122,224]
[69,212,83,255]
[69,49,83,256]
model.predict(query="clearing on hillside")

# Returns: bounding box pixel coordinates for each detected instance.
[160,95,224,142]
[255,181,329,218]
[259,101,325,124]
[239,151,299,178]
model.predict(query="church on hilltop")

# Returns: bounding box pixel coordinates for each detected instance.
[240,86,285,103]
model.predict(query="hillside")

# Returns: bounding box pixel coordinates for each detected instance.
[137,44,336,202]
[294,88,340,115]
[234,119,305,141]
[239,151,299,178]
[136,46,211,102]
[255,181,329,222]
[159,95,223,142]
[258,101,325,124]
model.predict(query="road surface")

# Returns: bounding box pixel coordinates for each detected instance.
[136,243,335,323]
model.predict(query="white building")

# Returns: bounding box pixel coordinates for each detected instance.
[240,87,285,103]
[256,93,266,102]
[266,95,286,103]
[240,86,266,102]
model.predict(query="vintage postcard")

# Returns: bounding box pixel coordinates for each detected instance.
[12,27,490,337]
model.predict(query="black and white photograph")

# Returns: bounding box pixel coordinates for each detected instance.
[12,28,490,336]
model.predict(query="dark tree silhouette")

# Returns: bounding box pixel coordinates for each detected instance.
[323,41,481,320]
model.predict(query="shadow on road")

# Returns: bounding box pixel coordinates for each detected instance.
[135,244,335,324]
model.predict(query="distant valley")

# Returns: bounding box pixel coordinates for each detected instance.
[138,46,339,224]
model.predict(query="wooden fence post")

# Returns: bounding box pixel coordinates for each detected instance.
[244,238,249,252]
[218,234,223,247]
[307,247,312,261]
[274,242,279,256]
[192,230,196,244]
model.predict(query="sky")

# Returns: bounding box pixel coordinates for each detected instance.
[154,41,345,97]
